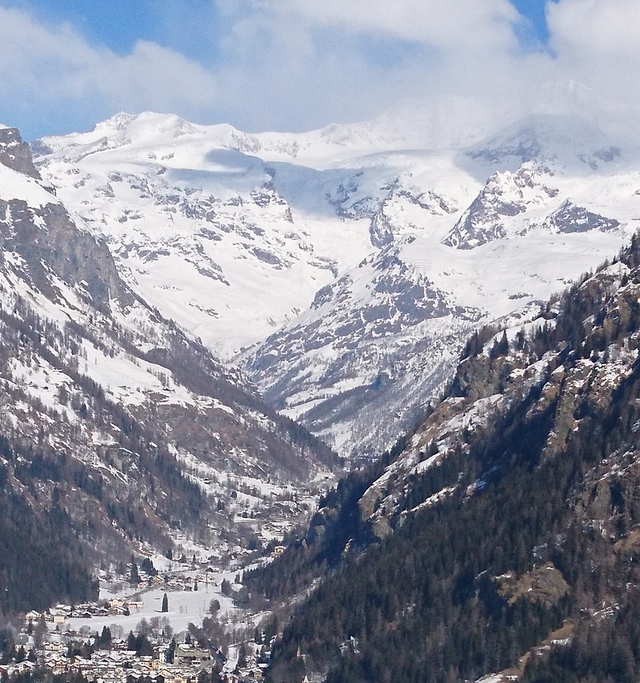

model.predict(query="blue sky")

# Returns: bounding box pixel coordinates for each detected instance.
[0,0,636,140]
[6,0,553,57]
[512,0,554,42]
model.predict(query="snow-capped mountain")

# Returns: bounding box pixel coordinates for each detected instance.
[32,112,376,360]
[245,114,640,456]
[0,126,337,584]
[33,108,640,458]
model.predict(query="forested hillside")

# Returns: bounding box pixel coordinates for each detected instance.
[0,128,339,614]
[0,456,97,613]
[244,233,640,683]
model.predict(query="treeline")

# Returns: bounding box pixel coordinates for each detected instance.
[142,331,339,477]
[0,298,208,531]
[0,298,210,611]
[463,232,640,368]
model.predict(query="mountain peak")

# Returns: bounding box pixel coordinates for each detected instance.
[466,113,620,171]
[0,126,42,179]
[93,111,137,132]
[34,107,638,460]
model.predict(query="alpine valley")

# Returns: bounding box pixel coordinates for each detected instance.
[2,98,640,681]
[0,125,337,612]
[33,105,640,458]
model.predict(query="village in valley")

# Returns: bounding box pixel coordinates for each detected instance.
[0,555,284,683]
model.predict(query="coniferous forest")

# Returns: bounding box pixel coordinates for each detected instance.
[0,457,97,613]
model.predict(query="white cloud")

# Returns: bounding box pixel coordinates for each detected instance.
[204,0,537,133]
[98,41,219,113]
[0,6,218,134]
[263,0,520,51]
[0,0,640,143]
[210,0,640,137]
[538,0,640,138]
[548,0,640,58]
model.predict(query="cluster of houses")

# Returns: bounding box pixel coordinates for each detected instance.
[25,570,217,629]
[128,572,217,595]
[4,564,273,683]
[25,598,143,626]
[37,640,227,683]
[0,634,268,683]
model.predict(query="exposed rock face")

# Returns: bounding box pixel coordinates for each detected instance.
[0,198,129,306]
[546,200,620,234]
[0,127,41,179]
[0,128,127,307]
[494,565,570,608]
[442,162,559,249]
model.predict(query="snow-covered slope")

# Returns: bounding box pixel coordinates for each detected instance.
[32,112,376,360]
[244,115,640,456]
[33,109,640,458]
[0,127,337,571]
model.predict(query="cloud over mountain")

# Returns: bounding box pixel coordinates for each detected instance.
[1,1,640,141]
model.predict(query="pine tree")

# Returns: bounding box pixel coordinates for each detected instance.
[162,592,169,613]
[167,637,176,663]
[96,626,112,650]
[237,643,248,670]
[130,558,141,586]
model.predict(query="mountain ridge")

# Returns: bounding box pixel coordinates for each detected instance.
[245,233,640,683]
[33,109,640,459]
